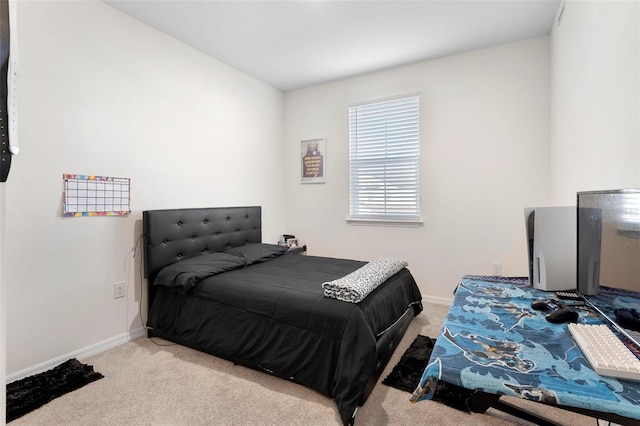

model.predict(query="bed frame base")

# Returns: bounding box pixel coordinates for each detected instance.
[360,303,419,404]
[147,303,420,408]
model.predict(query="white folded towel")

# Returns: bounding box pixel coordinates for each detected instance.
[322,258,408,303]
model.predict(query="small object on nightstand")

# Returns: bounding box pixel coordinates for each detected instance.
[286,245,306,255]
[279,234,296,246]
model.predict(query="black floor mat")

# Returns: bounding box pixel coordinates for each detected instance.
[6,358,103,423]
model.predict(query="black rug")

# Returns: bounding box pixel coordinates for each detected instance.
[383,335,435,393]
[6,358,103,423]
[383,335,475,411]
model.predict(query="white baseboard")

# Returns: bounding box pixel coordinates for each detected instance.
[423,295,453,306]
[6,327,146,383]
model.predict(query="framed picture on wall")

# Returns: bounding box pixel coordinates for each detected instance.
[301,138,325,184]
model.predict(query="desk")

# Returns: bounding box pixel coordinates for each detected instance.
[411,276,640,424]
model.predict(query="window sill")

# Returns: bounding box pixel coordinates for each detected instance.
[346,218,423,228]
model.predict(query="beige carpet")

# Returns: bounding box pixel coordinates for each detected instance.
[10,302,596,425]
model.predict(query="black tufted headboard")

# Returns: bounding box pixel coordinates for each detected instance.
[143,206,262,307]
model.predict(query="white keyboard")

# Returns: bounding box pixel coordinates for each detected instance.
[568,323,640,381]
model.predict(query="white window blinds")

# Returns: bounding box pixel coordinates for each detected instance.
[349,95,420,222]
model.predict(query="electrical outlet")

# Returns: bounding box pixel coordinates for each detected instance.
[114,281,126,299]
[492,263,503,276]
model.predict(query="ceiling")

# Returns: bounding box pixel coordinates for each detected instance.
[103,0,561,92]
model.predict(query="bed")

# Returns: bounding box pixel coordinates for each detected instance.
[143,206,423,425]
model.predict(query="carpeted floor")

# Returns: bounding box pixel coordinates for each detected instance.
[7,302,598,425]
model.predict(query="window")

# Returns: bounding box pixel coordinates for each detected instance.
[348,95,421,224]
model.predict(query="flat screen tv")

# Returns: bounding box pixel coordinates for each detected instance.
[577,189,640,344]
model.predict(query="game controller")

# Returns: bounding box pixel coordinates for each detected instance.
[545,307,579,323]
[531,298,579,323]
[614,308,640,332]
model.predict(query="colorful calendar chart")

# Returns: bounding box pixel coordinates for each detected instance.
[63,174,131,217]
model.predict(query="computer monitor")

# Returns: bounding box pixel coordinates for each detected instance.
[577,189,640,295]
[577,189,640,345]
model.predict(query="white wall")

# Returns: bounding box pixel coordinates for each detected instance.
[1,1,285,377]
[550,0,640,204]
[284,37,551,302]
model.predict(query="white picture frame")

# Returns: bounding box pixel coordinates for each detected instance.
[301,138,325,184]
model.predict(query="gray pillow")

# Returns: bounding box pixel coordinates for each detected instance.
[224,243,289,265]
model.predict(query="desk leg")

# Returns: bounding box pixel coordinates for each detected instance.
[468,391,562,426]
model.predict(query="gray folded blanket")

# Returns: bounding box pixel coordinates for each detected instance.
[322,258,408,303]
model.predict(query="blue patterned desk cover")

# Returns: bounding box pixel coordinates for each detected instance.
[411,275,640,421]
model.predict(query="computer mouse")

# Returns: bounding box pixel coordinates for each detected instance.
[531,300,551,310]
[531,299,561,311]
[545,307,579,324]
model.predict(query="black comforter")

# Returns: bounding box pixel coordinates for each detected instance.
[148,253,422,424]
